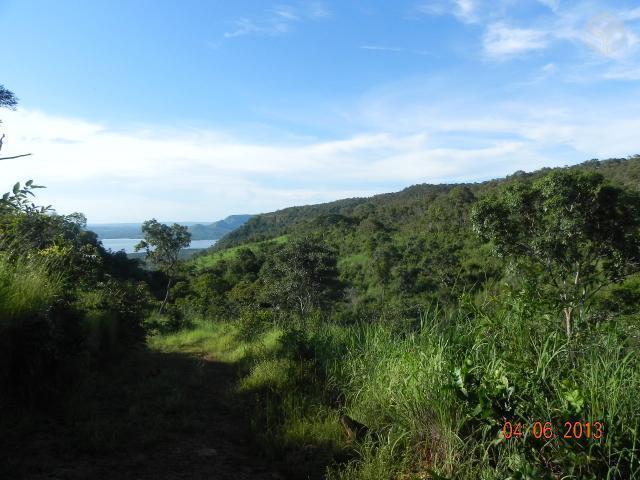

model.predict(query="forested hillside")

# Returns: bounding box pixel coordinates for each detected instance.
[220,157,640,249]
[201,156,640,315]
[168,156,640,479]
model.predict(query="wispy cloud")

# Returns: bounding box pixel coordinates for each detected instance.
[416,0,640,66]
[536,0,559,13]
[306,1,331,19]
[360,45,405,52]
[416,0,478,23]
[359,45,434,56]
[603,65,640,80]
[223,2,330,39]
[454,0,476,23]
[483,23,549,58]
[273,5,300,21]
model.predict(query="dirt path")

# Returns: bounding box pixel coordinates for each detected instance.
[2,350,291,480]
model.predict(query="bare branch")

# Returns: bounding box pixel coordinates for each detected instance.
[0,153,32,161]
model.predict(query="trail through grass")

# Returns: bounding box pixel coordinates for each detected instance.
[150,305,640,480]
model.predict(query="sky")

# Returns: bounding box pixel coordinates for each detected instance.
[1,0,639,223]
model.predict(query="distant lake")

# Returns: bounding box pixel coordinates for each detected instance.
[101,238,217,254]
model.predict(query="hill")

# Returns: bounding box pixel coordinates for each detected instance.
[89,214,253,240]
[216,156,640,250]
[199,156,640,308]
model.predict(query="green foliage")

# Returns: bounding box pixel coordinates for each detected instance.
[135,219,191,274]
[0,180,48,214]
[0,253,81,403]
[260,236,342,317]
[236,308,274,341]
[472,170,640,336]
[136,219,191,312]
[0,181,151,404]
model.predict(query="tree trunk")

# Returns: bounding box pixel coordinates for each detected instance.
[160,278,172,314]
[563,306,572,338]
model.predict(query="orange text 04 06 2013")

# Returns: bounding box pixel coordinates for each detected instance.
[501,421,605,441]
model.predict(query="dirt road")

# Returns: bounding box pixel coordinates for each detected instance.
[2,350,291,480]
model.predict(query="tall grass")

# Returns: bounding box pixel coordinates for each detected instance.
[154,297,640,479]
[0,253,69,401]
[0,254,63,321]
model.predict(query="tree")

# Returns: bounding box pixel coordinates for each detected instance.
[0,85,17,110]
[261,236,341,318]
[0,84,31,160]
[471,170,640,337]
[135,219,191,313]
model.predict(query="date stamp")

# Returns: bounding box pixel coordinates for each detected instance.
[501,421,604,442]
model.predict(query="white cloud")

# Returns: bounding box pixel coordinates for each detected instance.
[455,0,475,23]
[622,7,640,22]
[273,5,299,21]
[536,0,559,13]
[224,17,289,38]
[416,0,477,23]
[582,12,639,58]
[0,109,504,221]
[223,2,330,39]
[0,108,561,222]
[483,23,549,58]
[603,65,640,80]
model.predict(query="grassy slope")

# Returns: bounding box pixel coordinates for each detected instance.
[149,307,640,479]
[193,235,289,269]
[162,157,640,478]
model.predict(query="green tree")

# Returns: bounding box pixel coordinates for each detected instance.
[471,170,640,337]
[371,242,399,301]
[261,236,341,318]
[135,219,191,313]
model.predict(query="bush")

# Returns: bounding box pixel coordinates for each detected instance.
[237,308,274,341]
[0,254,82,404]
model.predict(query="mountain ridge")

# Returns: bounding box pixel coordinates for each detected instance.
[214,156,640,250]
[89,214,253,240]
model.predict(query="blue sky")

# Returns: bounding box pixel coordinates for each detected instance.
[1,0,639,222]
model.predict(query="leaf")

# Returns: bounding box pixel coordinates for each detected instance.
[12,182,20,194]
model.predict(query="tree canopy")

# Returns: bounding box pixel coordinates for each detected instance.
[0,85,17,110]
[136,219,191,312]
[260,236,341,317]
[471,169,640,336]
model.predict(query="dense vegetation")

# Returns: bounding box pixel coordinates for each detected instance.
[176,156,640,479]
[2,83,639,478]
[0,180,154,404]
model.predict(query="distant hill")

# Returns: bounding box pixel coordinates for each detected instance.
[187,215,253,240]
[89,214,253,240]
[216,156,640,250]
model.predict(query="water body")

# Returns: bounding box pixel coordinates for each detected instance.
[101,238,218,254]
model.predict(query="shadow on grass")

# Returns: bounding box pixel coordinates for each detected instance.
[0,346,341,480]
